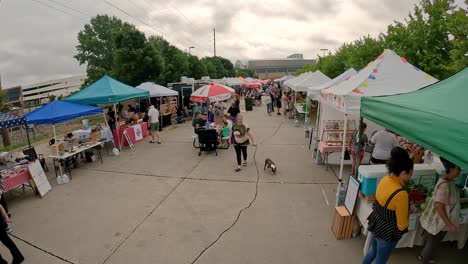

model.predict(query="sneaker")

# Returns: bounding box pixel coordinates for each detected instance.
[417,255,436,264]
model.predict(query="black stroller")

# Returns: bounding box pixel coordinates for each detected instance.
[195,129,218,156]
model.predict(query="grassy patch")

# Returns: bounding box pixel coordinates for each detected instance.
[0,134,51,153]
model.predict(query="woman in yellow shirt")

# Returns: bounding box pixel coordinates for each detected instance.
[363,147,413,264]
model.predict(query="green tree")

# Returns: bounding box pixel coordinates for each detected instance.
[112,25,164,85]
[148,36,189,84]
[75,15,128,85]
[236,68,256,78]
[187,55,207,79]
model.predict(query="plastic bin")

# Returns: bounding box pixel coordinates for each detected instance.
[245,98,253,111]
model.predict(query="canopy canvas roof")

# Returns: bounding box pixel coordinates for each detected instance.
[290,70,330,92]
[0,112,26,129]
[284,72,313,88]
[25,100,103,125]
[274,75,295,82]
[307,68,357,99]
[321,49,438,113]
[221,77,245,86]
[362,68,468,169]
[136,82,178,97]
[65,75,149,105]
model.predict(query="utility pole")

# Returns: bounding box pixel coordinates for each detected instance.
[213,27,216,57]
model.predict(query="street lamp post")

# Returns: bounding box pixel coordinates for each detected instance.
[320,48,328,58]
[188,46,195,55]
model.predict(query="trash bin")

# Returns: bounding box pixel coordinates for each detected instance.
[245,98,253,111]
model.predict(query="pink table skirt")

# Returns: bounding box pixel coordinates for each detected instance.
[3,169,32,192]
[318,141,344,155]
[113,122,148,147]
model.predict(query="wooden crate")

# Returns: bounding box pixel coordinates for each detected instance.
[331,206,355,240]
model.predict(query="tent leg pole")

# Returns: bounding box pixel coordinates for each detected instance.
[339,114,348,182]
[160,97,163,127]
[114,103,121,151]
[355,116,364,178]
[25,125,31,148]
[102,111,108,128]
[53,125,64,176]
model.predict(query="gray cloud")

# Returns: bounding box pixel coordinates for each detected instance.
[0,0,432,87]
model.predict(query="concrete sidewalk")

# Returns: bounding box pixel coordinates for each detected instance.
[0,99,466,263]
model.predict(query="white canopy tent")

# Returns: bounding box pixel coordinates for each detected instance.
[222,77,245,86]
[307,68,357,100]
[319,49,438,180]
[274,75,295,82]
[284,71,313,88]
[290,70,331,92]
[136,82,178,97]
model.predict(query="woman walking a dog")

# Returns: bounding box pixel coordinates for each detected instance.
[232,114,256,172]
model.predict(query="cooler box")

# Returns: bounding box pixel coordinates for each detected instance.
[358,165,387,196]
[358,164,437,196]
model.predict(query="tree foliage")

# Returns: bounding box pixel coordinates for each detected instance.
[295,0,467,80]
[75,15,236,86]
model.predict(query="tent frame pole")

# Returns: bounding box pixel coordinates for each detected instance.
[114,103,121,150]
[354,116,365,178]
[338,113,348,181]
[53,124,64,176]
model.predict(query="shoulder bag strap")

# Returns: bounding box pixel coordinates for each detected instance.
[384,188,407,209]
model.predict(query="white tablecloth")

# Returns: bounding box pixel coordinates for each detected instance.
[356,195,468,255]
[72,127,113,143]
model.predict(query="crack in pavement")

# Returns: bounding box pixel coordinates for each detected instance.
[190,122,284,264]
[85,168,338,185]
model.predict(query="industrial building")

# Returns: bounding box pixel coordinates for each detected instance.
[21,75,86,108]
[247,54,315,79]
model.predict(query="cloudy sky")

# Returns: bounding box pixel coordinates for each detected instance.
[0,0,461,87]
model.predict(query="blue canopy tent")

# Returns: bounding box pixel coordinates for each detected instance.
[25,100,103,179]
[25,100,102,139]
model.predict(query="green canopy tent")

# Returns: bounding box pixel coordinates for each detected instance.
[65,75,149,105]
[361,68,468,169]
[65,75,149,149]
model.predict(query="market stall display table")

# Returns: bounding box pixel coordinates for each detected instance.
[113,122,148,147]
[293,103,307,124]
[2,168,33,192]
[317,141,343,175]
[356,194,468,255]
[50,141,104,179]
[72,127,114,143]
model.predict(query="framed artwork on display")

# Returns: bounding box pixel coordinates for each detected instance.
[324,131,342,142]
[324,120,340,130]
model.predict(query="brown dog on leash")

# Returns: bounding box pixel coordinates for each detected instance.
[264,158,277,174]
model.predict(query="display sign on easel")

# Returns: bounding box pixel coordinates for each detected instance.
[121,130,134,149]
[344,176,360,215]
[28,160,52,197]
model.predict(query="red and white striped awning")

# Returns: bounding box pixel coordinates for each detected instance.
[190,83,234,103]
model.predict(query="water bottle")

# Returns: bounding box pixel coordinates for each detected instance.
[206,121,210,129]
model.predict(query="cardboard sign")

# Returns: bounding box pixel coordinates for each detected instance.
[28,160,52,197]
